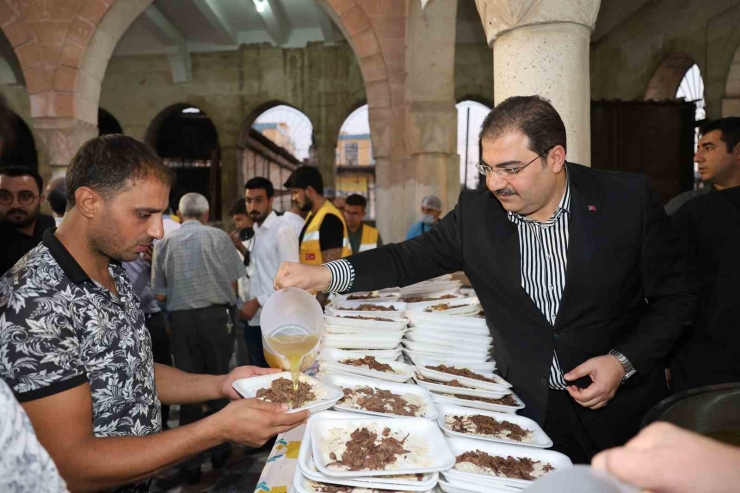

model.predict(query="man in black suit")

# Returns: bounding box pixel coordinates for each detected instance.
[275,96,696,462]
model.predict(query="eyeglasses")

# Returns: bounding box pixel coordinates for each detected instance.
[0,190,40,206]
[476,147,554,181]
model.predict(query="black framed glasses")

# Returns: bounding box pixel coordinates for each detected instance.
[476,146,555,181]
[0,190,40,206]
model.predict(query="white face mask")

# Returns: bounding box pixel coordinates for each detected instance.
[421,213,435,225]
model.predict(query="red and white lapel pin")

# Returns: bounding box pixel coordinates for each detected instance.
[588,205,597,211]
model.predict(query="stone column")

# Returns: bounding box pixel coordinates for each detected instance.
[475,0,601,166]
[33,117,98,179]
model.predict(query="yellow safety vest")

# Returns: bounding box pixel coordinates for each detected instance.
[300,201,351,265]
[358,224,380,253]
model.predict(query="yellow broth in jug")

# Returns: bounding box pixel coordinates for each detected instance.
[264,333,319,388]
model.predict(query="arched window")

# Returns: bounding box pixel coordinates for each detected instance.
[145,104,221,218]
[252,105,313,162]
[675,64,706,188]
[336,104,376,220]
[457,100,491,189]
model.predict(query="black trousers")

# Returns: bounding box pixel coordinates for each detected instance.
[170,305,234,470]
[244,323,268,368]
[145,312,172,427]
[543,389,600,464]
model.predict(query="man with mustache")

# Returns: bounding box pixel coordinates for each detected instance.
[0,135,308,492]
[275,96,697,463]
[0,166,56,275]
[239,177,299,367]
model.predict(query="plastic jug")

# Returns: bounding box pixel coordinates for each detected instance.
[260,287,324,377]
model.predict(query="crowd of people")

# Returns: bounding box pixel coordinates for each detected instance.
[0,96,737,493]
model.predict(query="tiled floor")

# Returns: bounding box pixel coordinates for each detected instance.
[149,406,273,493]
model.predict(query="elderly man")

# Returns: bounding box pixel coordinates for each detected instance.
[151,192,248,479]
[276,95,696,463]
[0,135,306,493]
[405,195,442,240]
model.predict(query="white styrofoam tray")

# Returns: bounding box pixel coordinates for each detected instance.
[322,335,404,350]
[415,365,512,392]
[443,436,572,488]
[408,356,496,374]
[293,466,435,493]
[405,330,492,346]
[413,374,511,399]
[326,309,408,320]
[402,294,468,310]
[232,372,343,414]
[323,373,439,420]
[335,291,402,303]
[325,315,409,331]
[401,348,491,364]
[299,412,439,490]
[438,477,522,493]
[399,281,461,297]
[321,354,415,383]
[402,340,491,358]
[311,416,456,477]
[430,392,524,414]
[407,322,490,337]
[329,299,408,311]
[437,404,552,448]
[324,324,408,335]
[407,298,481,316]
[406,311,487,329]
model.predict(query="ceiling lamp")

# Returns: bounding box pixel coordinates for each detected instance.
[253,0,267,13]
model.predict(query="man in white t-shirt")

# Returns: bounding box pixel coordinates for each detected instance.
[282,199,306,237]
[239,178,299,367]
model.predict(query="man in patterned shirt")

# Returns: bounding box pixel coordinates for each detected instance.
[0,135,308,493]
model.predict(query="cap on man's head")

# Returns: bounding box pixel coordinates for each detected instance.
[283,166,324,195]
[421,195,442,211]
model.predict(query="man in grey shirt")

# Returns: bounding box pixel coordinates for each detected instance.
[151,192,245,479]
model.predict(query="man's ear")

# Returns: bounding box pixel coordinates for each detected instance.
[74,187,101,219]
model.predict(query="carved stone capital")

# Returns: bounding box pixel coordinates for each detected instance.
[475,0,601,45]
[33,117,98,169]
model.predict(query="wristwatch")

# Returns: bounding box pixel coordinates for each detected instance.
[609,349,636,383]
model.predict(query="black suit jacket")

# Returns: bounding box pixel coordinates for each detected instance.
[345,163,697,450]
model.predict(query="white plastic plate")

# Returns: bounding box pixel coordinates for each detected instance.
[324,324,408,335]
[311,416,455,477]
[415,365,512,392]
[293,466,435,493]
[401,348,491,364]
[298,412,439,490]
[325,315,408,331]
[322,335,404,350]
[399,281,461,297]
[438,477,522,493]
[320,347,403,361]
[334,291,402,303]
[407,298,481,316]
[323,373,438,420]
[430,392,524,414]
[437,404,552,448]
[406,311,487,329]
[413,373,511,399]
[232,372,343,414]
[405,330,492,346]
[321,356,415,383]
[402,294,468,311]
[402,340,491,358]
[408,356,496,374]
[443,436,572,488]
[406,322,490,337]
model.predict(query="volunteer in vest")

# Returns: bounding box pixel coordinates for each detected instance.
[343,193,382,254]
[284,166,351,265]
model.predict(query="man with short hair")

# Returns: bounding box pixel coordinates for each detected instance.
[276,96,696,462]
[405,195,443,240]
[239,177,299,367]
[228,198,254,367]
[664,117,740,216]
[343,194,382,254]
[0,165,55,274]
[46,177,67,226]
[284,166,350,265]
[152,192,249,478]
[670,117,740,392]
[0,135,307,493]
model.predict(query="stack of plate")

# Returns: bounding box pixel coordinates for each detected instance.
[402,310,492,366]
[326,300,409,319]
[439,436,572,493]
[321,315,408,356]
[319,348,415,383]
[294,412,454,493]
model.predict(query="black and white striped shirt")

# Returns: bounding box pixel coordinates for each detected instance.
[507,179,571,390]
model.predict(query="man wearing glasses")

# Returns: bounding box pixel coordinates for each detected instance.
[0,166,56,275]
[275,96,697,462]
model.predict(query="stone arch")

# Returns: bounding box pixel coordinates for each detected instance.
[645,53,696,101]
[238,100,313,149]
[313,0,394,160]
